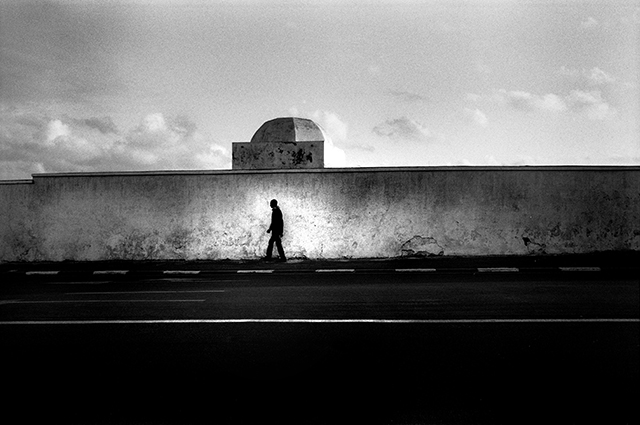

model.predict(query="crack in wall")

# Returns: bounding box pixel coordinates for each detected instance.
[522,236,547,254]
[400,235,444,257]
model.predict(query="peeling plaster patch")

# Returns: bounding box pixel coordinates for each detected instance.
[106,230,163,260]
[166,227,193,258]
[522,236,547,254]
[401,236,444,257]
[7,223,41,261]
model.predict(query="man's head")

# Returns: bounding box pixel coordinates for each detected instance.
[270,199,278,208]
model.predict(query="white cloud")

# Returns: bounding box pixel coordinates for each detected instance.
[0,105,230,180]
[586,67,616,85]
[489,88,614,120]
[313,110,348,143]
[464,108,488,127]
[559,66,615,86]
[536,94,568,112]
[373,117,435,142]
[309,110,348,167]
[46,119,71,143]
[498,90,567,112]
[324,138,347,168]
[566,90,616,120]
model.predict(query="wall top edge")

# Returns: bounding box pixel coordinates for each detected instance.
[233,141,324,145]
[28,165,640,178]
[0,179,34,185]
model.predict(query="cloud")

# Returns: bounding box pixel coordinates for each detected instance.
[487,88,614,120]
[46,120,71,143]
[586,67,616,85]
[311,110,348,167]
[0,105,230,180]
[313,111,348,143]
[373,117,435,142]
[580,17,599,29]
[566,90,616,120]
[498,90,567,112]
[73,117,119,134]
[559,66,615,86]
[464,108,488,127]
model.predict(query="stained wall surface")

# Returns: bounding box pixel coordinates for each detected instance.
[1,167,638,262]
[232,142,324,170]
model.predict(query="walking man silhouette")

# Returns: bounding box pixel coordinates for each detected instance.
[266,199,286,262]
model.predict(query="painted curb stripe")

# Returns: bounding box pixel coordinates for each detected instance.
[560,267,601,272]
[0,318,637,325]
[478,267,520,272]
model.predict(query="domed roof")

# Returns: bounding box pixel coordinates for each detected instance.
[251,117,325,143]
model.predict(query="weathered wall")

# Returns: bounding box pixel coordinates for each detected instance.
[232,142,324,169]
[1,167,638,262]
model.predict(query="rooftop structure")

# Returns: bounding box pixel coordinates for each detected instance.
[232,117,325,170]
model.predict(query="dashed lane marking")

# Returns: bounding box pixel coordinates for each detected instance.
[163,270,201,275]
[316,269,356,273]
[0,318,637,325]
[6,299,206,304]
[559,267,601,272]
[67,290,225,295]
[25,271,59,276]
[395,268,437,273]
[93,270,129,275]
[237,270,274,274]
[477,267,520,273]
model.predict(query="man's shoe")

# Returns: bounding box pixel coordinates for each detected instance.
[276,258,287,263]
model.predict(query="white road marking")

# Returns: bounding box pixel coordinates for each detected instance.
[237,270,274,274]
[6,299,206,304]
[163,270,201,275]
[316,269,356,273]
[477,267,520,272]
[67,290,225,295]
[1,318,637,325]
[560,267,601,272]
[93,270,129,275]
[25,271,59,276]
[395,268,437,273]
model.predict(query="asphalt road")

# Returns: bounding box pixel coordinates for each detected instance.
[1,267,638,424]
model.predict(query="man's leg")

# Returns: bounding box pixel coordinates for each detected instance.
[266,236,275,259]
[275,237,286,261]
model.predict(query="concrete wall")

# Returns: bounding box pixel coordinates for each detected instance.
[1,167,638,262]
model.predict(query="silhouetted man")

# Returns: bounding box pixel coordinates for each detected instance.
[266,199,286,262]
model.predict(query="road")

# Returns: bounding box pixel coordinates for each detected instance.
[1,266,638,424]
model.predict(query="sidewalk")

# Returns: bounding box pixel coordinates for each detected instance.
[1,251,638,276]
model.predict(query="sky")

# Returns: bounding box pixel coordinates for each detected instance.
[1,0,638,180]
